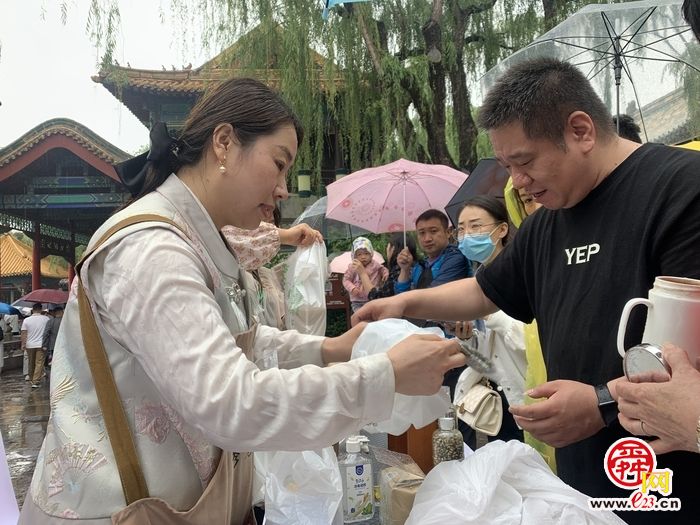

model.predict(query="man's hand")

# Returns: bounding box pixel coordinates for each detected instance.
[351,296,407,326]
[321,322,368,364]
[387,335,467,396]
[509,380,604,448]
[617,344,700,455]
[279,224,323,247]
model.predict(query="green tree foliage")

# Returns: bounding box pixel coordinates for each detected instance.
[86,0,671,184]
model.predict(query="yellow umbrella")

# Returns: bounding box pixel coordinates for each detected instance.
[675,140,700,151]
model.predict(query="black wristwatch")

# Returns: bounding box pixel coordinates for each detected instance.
[594,384,619,427]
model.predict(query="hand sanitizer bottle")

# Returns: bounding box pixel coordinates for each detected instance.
[338,436,374,522]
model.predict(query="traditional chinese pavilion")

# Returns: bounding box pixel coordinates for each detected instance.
[0,233,69,302]
[0,118,130,298]
[92,24,347,190]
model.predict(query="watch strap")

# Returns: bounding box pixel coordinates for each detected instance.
[594,384,619,427]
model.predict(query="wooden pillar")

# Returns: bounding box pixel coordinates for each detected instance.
[32,222,41,291]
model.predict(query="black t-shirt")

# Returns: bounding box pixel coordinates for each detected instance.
[477,143,700,524]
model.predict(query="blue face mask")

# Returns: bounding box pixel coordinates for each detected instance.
[458,227,498,263]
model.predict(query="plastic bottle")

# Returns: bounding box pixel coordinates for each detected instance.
[338,435,374,522]
[432,416,464,466]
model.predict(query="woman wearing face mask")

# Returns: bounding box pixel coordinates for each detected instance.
[452,195,527,449]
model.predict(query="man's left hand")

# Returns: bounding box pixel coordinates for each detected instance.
[509,380,604,448]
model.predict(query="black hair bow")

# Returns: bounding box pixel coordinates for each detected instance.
[115,122,175,197]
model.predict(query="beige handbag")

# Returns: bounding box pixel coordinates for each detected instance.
[455,380,502,436]
[454,330,502,436]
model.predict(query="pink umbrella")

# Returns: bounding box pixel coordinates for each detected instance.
[329,251,385,274]
[326,158,467,245]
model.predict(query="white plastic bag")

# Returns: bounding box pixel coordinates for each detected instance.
[262,448,343,525]
[351,319,451,435]
[0,429,19,525]
[285,243,328,336]
[406,440,626,525]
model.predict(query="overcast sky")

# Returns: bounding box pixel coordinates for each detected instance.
[0,0,212,154]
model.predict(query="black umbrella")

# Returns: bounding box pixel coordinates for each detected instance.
[444,158,509,227]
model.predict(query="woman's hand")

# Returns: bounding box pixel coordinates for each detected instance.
[279,224,323,246]
[321,322,368,364]
[387,335,467,395]
[455,320,473,339]
[396,247,414,271]
[443,320,473,339]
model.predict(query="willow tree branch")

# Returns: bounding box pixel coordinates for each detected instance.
[354,7,384,75]
[462,0,498,17]
[464,34,516,51]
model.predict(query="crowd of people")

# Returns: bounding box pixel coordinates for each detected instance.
[1,305,63,388]
[354,55,700,525]
[10,2,700,524]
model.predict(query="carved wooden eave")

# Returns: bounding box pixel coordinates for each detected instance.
[91,24,345,108]
[0,118,130,183]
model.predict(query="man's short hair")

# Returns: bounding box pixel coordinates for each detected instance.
[684,0,700,42]
[32,302,43,312]
[415,209,449,229]
[613,114,642,143]
[478,57,614,145]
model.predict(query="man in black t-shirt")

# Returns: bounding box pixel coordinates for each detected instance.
[354,58,700,524]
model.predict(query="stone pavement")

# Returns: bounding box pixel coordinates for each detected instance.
[0,367,50,509]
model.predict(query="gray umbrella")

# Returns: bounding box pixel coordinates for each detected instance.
[292,196,370,241]
[480,0,700,143]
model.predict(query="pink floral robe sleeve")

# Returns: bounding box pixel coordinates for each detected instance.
[221,222,281,271]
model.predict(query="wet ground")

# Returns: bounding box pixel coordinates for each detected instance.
[0,367,50,508]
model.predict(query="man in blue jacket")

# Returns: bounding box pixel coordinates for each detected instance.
[394,208,473,402]
[394,209,472,297]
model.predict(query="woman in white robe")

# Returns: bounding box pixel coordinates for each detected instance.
[20,77,466,524]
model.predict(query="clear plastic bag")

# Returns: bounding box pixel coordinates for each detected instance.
[406,440,626,525]
[351,319,451,435]
[284,243,328,336]
[262,448,343,525]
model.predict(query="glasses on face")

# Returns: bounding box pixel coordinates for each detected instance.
[519,194,535,206]
[457,222,499,240]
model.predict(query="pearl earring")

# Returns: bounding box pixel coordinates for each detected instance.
[219,156,226,174]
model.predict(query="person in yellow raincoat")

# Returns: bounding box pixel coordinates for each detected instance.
[504,177,557,473]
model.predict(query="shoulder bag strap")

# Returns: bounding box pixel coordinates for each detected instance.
[75,213,185,505]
